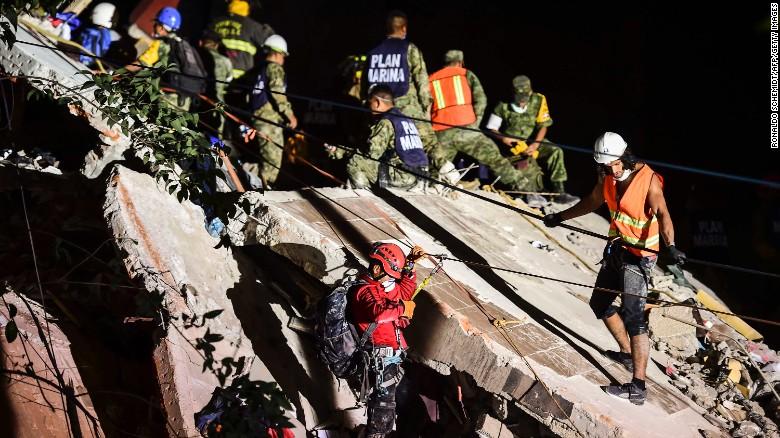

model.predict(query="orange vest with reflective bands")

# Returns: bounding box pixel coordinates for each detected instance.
[603,164,663,258]
[428,66,476,131]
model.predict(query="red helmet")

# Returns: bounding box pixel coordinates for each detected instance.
[368,242,406,280]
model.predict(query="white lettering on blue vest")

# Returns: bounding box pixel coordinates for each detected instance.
[399,134,423,151]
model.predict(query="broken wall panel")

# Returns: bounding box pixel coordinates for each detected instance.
[0,292,103,438]
[231,187,722,437]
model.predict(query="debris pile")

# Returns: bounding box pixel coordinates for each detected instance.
[664,329,780,437]
[0,148,62,174]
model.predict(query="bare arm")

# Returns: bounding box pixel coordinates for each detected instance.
[647,174,675,246]
[559,177,605,221]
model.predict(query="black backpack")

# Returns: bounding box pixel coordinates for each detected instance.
[314,279,377,379]
[164,37,208,97]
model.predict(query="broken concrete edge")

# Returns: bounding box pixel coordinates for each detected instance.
[231,192,634,437]
[103,165,234,437]
[0,288,103,436]
[102,165,313,437]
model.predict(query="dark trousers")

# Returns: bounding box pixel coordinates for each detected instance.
[366,362,404,437]
[589,247,656,337]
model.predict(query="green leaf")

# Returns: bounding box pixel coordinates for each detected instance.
[203,309,223,319]
[5,320,18,343]
[8,303,17,318]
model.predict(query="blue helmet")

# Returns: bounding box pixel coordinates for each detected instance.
[155,7,181,32]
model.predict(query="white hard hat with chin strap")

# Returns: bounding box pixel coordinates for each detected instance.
[594,132,634,181]
[593,131,628,164]
[263,34,289,56]
[91,2,116,28]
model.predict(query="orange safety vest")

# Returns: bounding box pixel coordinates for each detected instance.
[603,164,663,258]
[428,66,476,131]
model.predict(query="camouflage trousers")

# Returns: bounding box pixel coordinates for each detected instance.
[436,128,540,191]
[346,154,418,189]
[162,92,191,111]
[535,142,568,184]
[251,119,284,185]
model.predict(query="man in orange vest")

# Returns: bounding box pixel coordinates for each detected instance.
[542,132,686,405]
[428,50,536,191]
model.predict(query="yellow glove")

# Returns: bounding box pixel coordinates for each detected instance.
[401,300,416,319]
[510,140,528,155]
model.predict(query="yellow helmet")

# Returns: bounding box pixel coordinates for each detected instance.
[228,0,250,17]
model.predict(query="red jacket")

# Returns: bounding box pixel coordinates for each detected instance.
[349,271,417,349]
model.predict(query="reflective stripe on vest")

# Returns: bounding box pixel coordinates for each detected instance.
[603,164,662,257]
[428,66,476,131]
[222,38,257,55]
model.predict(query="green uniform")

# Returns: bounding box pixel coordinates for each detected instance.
[201,47,233,133]
[346,118,418,189]
[435,70,537,190]
[252,62,294,185]
[363,41,445,171]
[490,93,568,186]
[137,36,190,111]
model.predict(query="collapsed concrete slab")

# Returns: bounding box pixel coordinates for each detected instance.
[0,290,103,438]
[229,187,723,437]
[103,164,364,436]
[0,20,131,179]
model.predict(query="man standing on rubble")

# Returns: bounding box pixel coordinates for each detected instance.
[327,84,429,189]
[364,10,446,172]
[487,75,578,207]
[543,132,686,405]
[209,0,274,79]
[350,242,425,438]
[244,34,297,187]
[428,50,535,192]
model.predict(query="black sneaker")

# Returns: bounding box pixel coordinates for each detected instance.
[604,350,634,373]
[604,382,646,405]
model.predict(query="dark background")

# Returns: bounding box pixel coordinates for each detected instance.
[74,1,780,341]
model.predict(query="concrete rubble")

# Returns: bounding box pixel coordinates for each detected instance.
[3,18,780,438]
[0,290,103,438]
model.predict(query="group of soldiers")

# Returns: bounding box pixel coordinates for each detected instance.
[126,3,578,203]
[330,11,580,206]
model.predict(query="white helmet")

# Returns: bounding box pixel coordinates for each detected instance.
[263,34,289,56]
[91,3,116,28]
[593,132,627,164]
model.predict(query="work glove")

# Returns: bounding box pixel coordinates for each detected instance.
[663,245,687,265]
[401,300,416,319]
[543,213,563,228]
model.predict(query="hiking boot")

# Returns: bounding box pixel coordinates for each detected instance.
[604,381,646,405]
[553,192,580,204]
[604,350,634,373]
[524,193,548,208]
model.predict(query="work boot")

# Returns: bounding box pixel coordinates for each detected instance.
[604,381,646,405]
[551,181,580,204]
[524,193,548,208]
[604,350,634,373]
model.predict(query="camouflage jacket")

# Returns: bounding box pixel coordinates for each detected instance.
[491,92,553,139]
[254,61,294,122]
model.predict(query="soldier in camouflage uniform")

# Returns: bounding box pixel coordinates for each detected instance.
[247,34,297,186]
[198,29,233,132]
[429,50,536,191]
[128,7,190,111]
[486,75,579,204]
[327,85,427,190]
[363,11,446,172]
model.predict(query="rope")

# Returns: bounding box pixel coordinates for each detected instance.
[9,39,780,190]
[7,40,780,278]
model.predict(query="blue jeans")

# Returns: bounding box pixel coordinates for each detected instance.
[589,248,656,337]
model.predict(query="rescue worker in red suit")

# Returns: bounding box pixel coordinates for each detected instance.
[350,242,425,437]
